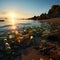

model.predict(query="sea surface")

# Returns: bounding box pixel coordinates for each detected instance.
[0,19,50,31]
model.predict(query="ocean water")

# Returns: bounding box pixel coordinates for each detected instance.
[0,19,41,30]
[0,19,50,31]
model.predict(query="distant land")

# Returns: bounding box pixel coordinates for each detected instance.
[0,19,4,22]
[28,5,60,20]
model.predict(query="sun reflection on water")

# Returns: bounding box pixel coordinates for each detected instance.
[8,12,17,30]
[9,12,16,25]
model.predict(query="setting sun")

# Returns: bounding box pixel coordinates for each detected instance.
[7,12,16,26]
[9,12,15,19]
[7,12,16,19]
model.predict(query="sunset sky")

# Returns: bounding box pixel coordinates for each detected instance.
[0,0,60,18]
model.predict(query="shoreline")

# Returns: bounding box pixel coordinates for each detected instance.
[38,17,60,25]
